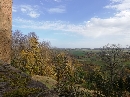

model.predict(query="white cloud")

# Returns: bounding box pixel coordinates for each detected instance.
[48,6,66,13]
[21,8,27,13]
[13,0,130,46]
[105,0,130,11]
[12,6,17,12]
[28,11,40,18]
[13,14,130,39]
[20,5,40,18]
[54,0,61,2]
[40,1,44,5]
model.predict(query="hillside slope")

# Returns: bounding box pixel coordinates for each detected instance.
[0,64,58,97]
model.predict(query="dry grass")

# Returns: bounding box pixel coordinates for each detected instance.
[32,75,57,90]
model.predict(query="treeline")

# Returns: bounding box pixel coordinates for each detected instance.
[11,30,130,97]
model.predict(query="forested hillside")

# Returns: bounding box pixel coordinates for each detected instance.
[3,30,130,97]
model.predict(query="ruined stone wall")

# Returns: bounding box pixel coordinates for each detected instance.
[0,0,12,64]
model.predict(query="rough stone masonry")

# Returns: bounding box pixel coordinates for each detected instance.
[0,0,12,64]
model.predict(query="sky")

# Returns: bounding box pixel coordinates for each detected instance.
[12,0,130,48]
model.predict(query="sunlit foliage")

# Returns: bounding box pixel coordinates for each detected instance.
[10,30,130,96]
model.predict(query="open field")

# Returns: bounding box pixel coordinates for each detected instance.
[66,49,130,67]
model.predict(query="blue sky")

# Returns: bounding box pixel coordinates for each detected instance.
[12,0,130,48]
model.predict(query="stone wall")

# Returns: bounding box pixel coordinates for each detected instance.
[0,0,12,64]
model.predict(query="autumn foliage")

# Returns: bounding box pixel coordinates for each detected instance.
[11,30,130,97]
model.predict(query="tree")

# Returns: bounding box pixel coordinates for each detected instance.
[11,31,54,76]
[99,44,125,96]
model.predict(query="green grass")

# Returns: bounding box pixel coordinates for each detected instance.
[69,50,86,56]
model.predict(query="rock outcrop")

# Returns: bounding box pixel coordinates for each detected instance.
[0,64,58,97]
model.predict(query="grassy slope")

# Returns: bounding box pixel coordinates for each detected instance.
[32,75,57,90]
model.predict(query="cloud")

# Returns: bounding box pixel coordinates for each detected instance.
[54,0,61,2]
[105,0,130,11]
[40,1,44,5]
[12,14,130,39]
[12,6,17,12]
[20,5,40,18]
[47,5,66,13]
[28,11,40,18]
[13,0,130,41]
